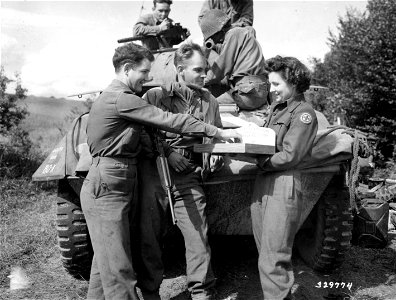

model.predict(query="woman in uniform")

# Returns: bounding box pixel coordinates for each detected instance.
[251,56,318,299]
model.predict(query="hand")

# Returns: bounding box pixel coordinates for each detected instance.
[210,155,224,172]
[214,128,242,142]
[159,19,171,32]
[167,152,189,172]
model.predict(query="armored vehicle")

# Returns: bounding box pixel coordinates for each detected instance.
[32,34,367,280]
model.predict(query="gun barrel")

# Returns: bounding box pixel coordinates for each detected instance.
[155,135,178,225]
[166,187,177,225]
[117,36,145,43]
[157,156,178,225]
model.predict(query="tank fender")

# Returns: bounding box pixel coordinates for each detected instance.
[32,113,91,182]
[32,136,67,181]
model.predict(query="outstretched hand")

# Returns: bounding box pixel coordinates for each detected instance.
[214,128,241,142]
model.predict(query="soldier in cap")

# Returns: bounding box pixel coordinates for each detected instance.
[80,42,239,300]
[199,9,268,125]
[251,56,318,299]
[133,0,175,50]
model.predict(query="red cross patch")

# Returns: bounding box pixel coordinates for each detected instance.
[300,113,312,124]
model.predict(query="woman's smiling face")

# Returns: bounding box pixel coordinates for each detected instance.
[269,71,297,102]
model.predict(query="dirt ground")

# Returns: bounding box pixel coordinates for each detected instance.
[158,232,396,300]
[4,235,396,300]
[1,218,396,300]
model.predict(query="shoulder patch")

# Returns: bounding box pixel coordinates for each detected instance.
[300,113,312,124]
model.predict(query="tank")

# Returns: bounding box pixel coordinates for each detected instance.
[31,41,365,280]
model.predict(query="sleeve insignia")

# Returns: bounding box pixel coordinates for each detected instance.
[300,113,312,124]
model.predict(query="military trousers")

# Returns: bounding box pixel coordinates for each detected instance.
[250,170,303,300]
[137,159,216,299]
[80,156,140,300]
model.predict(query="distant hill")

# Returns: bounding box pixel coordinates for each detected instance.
[21,95,88,122]
[18,96,89,154]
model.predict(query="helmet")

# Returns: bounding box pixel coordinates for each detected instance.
[199,9,230,41]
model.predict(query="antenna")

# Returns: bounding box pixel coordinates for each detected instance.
[140,0,145,16]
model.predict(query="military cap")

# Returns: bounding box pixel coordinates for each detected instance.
[199,9,230,41]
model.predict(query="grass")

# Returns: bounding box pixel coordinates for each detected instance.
[0,179,88,299]
[0,96,89,299]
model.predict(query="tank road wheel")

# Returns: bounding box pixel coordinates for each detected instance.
[294,175,353,273]
[56,179,93,280]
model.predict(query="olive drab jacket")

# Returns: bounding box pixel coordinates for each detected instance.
[133,13,174,50]
[143,82,222,178]
[86,80,218,158]
[259,94,318,171]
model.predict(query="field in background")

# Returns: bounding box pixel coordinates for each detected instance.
[19,96,88,154]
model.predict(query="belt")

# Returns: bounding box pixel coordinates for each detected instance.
[92,156,137,166]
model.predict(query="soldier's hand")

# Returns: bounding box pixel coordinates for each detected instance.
[159,19,171,32]
[167,151,189,172]
[210,155,224,172]
[214,129,242,142]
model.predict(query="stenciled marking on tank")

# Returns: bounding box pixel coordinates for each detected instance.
[41,146,64,174]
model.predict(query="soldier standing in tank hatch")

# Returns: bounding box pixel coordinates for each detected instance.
[199,9,269,125]
[80,42,240,300]
[133,0,176,50]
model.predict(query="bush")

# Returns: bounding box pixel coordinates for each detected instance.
[0,67,43,178]
[311,0,396,162]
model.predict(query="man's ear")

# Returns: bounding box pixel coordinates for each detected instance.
[176,65,184,75]
[123,63,133,75]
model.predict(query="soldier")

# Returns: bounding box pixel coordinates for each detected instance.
[198,0,254,29]
[80,42,239,300]
[133,0,174,50]
[199,9,268,125]
[137,42,219,300]
[251,56,318,299]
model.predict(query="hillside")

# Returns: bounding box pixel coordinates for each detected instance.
[19,96,89,154]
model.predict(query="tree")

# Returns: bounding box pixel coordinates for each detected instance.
[0,67,35,178]
[0,67,28,134]
[311,0,396,161]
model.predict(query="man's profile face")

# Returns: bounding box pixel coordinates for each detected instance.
[126,58,152,93]
[153,3,171,22]
[178,51,207,89]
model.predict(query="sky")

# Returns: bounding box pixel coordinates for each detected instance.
[1,0,368,98]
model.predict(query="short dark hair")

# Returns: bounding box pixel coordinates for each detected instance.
[112,43,154,72]
[174,42,205,68]
[265,56,311,93]
[153,0,172,6]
